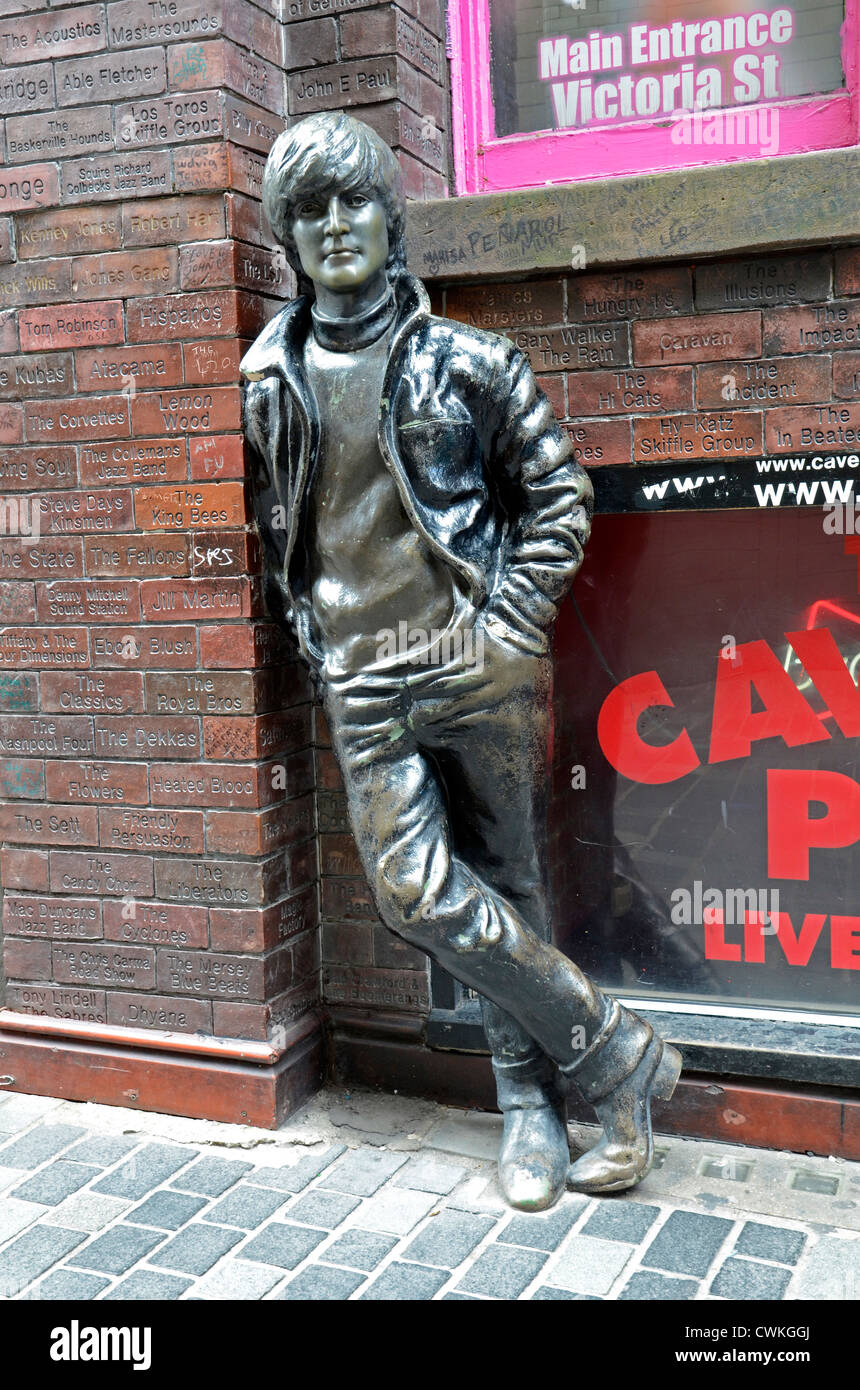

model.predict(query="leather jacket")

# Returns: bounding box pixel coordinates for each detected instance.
[240,269,593,672]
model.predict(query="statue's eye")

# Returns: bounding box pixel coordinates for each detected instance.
[346,193,369,208]
[297,200,321,217]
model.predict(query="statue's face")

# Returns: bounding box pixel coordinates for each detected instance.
[291,187,389,293]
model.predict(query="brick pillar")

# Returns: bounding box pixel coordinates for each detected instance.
[0,0,329,1125]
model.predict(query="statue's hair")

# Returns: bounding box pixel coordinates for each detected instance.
[263,112,407,293]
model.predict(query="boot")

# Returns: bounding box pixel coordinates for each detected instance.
[492,1054,570,1212]
[562,999,682,1194]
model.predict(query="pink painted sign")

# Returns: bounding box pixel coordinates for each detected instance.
[450,0,860,193]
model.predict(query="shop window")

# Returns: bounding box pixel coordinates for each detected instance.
[449,0,860,193]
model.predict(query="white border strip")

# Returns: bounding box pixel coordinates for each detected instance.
[619,997,860,1031]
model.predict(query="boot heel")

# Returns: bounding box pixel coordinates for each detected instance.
[652,1044,682,1103]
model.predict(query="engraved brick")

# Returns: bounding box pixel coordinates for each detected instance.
[134,482,246,529]
[569,366,692,416]
[0,756,43,798]
[149,761,269,808]
[764,403,860,452]
[206,794,314,855]
[3,893,101,940]
[0,403,24,442]
[833,353,860,400]
[697,355,832,410]
[126,289,260,343]
[169,39,286,119]
[131,384,240,436]
[41,670,143,717]
[567,267,692,324]
[16,204,120,259]
[323,963,429,1011]
[4,935,52,978]
[6,106,113,164]
[56,46,166,107]
[122,192,224,246]
[179,239,286,295]
[227,142,265,200]
[763,303,860,356]
[0,5,105,65]
[320,833,361,876]
[77,344,184,399]
[145,670,255,716]
[835,248,860,298]
[100,806,204,854]
[223,93,282,153]
[107,0,221,48]
[46,758,148,805]
[93,714,200,759]
[634,411,763,463]
[221,0,279,58]
[519,322,628,373]
[72,248,178,299]
[0,256,72,306]
[0,354,74,401]
[289,56,396,114]
[322,877,376,922]
[157,946,264,999]
[0,445,76,491]
[140,575,254,622]
[26,396,130,445]
[61,149,171,203]
[0,217,10,262]
[0,626,89,668]
[18,300,124,351]
[0,535,83,579]
[283,14,337,70]
[115,90,223,148]
[0,62,54,116]
[50,849,154,897]
[53,940,156,989]
[203,706,309,761]
[634,312,762,366]
[35,580,138,625]
[91,624,197,669]
[154,853,287,906]
[107,989,212,1033]
[103,899,208,949]
[6,983,106,1022]
[1,845,49,891]
[0,671,38,711]
[209,884,316,953]
[563,418,631,467]
[0,800,98,844]
[696,253,831,312]
[225,190,259,244]
[85,533,190,578]
[183,342,247,389]
[172,138,229,191]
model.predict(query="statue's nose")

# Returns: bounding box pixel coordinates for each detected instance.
[324,196,349,235]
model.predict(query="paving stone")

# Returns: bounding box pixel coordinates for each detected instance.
[497,1198,587,1253]
[0,1095,64,1132]
[43,1193,130,1233]
[456,1243,547,1298]
[0,1166,26,1196]
[0,1195,45,1244]
[735,1221,807,1266]
[392,1155,467,1194]
[324,1148,409,1196]
[93,1144,197,1200]
[445,1172,507,1215]
[350,1187,439,1236]
[171,1155,255,1197]
[65,1136,140,1167]
[0,1225,87,1297]
[203,1184,288,1230]
[283,1188,361,1229]
[127,1190,208,1231]
[549,1234,632,1296]
[426,1111,502,1160]
[790,1236,860,1300]
[23,1269,111,1301]
[12,1161,100,1207]
[147,1223,242,1276]
[239,1222,328,1270]
[68,1223,166,1275]
[103,1270,192,1300]
[582,1202,661,1245]
[279,1264,366,1300]
[248,1145,346,1194]
[531,1286,601,1300]
[195,1261,285,1300]
[402,1209,496,1268]
[317,1228,398,1272]
[443,1292,484,1300]
[361,1262,449,1300]
[642,1211,735,1278]
[619,1271,700,1300]
[711,1257,791,1300]
[0,1124,86,1169]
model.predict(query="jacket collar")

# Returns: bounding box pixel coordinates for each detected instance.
[239,270,431,385]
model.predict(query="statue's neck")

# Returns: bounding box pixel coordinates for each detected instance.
[310,279,396,352]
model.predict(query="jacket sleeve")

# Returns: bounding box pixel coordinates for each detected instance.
[242,377,293,634]
[483,340,594,655]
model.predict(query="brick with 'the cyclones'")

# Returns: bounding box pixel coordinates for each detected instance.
[634,312,762,366]
[103,899,208,949]
[45,759,149,805]
[18,301,124,352]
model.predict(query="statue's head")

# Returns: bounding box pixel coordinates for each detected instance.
[263,112,407,297]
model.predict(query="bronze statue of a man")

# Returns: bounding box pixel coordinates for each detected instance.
[241,111,681,1210]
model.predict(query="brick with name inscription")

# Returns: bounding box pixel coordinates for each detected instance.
[94,714,200,759]
[183,40,286,117]
[763,303,860,356]
[320,833,361,877]
[289,56,396,114]
[568,365,692,416]
[149,761,268,808]
[3,893,101,940]
[209,884,316,954]
[91,624,198,669]
[323,963,429,1010]
[189,434,247,480]
[54,941,156,989]
[198,621,292,671]
[131,385,241,436]
[85,533,190,578]
[38,493,133,548]
[6,106,113,164]
[696,355,832,410]
[833,353,860,400]
[0,354,74,402]
[0,800,98,845]
[204,706,309,762]
[172,138,229,191]
[0,5,105,66]
[114,90,223,148]
[46,758,148,805]
[563,417,632,467]
[568,266,692,322]
[225,142,265,200]
[0,61,54,116]
[206,795,314,856]
[0,757,43,799]
[121,192,224,246]
[140,575,255,622]
[81,436,186,488]
[56,45,166,107]
[126,289,260,343]
[517,322,628,373]
[695,253,831,312]
[16,204,120,260]
[0,672,38,712]
[0,445,76,490]
[145,671,255,717]
[61,149,171,203]
[835,248,860,298]
[100,806,204,854]
[134,482,246,530]
[156,945,264,999]
[179,239,285,295]
[41,670,143,716]
[0,714,92,759]
[634,312,762,366]
[154,853,287,907]
[224,93,282,154]
[18,300,124,351]
[107,990,212,1034]
[0,536,83,580]
[352,98,443,174]
[634,410,763,463]
[322,877,376,922]
[0,256,72,307]
[0,626,90,668]
[6,983,106,1022]
[103,898,208,949]
[108,0,220,48]
[76,344,184,397]
[765,403,860,452]
[72,248,178,299]
[51,848,154,897]
[36,580,140,624]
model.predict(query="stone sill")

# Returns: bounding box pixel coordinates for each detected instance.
[406,146,860,283]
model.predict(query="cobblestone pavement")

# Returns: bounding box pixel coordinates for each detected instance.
[0,1086,857,1301]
